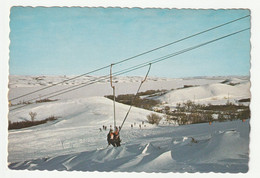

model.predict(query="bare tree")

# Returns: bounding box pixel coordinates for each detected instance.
[29,111,37,122]
[147,113,162,125]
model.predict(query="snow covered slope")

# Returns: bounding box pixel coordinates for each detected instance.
[9,75,239,104]
[9,120,249,173]
[155,80,250,106]
[8,96,163,163]
[8,75,250,172]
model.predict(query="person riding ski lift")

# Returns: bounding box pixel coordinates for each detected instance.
[114,126,121,147]
[107,129,116,147]
[107,127,121,147]
[107,64,151,148]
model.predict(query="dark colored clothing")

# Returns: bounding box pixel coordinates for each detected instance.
[107,131,121,147]
[114,131,121,147]
[114,137,121,147]
[107,132,116,147]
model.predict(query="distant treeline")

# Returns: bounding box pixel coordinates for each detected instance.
[105,89,250,125]
[161,101,250,125]
[105,89,166,110]
[8,116,60,130]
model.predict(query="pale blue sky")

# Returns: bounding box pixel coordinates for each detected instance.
[9,7,250,77]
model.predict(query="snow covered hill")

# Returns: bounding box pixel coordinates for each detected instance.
[155,82,250,106]
[9,75,247,104]
[8,96,163,163]
[8,75,250,172]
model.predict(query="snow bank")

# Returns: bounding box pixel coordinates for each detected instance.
[9,120,249,173]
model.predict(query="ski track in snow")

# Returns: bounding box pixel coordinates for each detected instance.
[8,75,250,172]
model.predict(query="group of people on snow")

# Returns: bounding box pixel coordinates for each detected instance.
[107,126,121,147]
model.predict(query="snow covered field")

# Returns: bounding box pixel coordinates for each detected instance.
[9,75,249,105]
[8,75,250,172]
[9,120,249,173]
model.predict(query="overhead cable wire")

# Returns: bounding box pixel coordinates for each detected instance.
[119,64,152,132]
[9,27,250,111]
[9,64,153,106]
[9,14,250,101]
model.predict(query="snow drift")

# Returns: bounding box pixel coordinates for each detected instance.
[9,120,249,173]
[8,75,250,172]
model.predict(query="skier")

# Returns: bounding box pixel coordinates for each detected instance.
[114,127,121,147]
[107,129,116,147]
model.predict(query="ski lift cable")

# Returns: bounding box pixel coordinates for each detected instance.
[9,63,152,109]
[9,38,214,109]
[9,63,153,111]
[119,63,152,132]
[9,15,250,102]
[9,65,109,101]
[7,42,211,111]
[9,26,250,107]
[9,27,250,112]
[110,64,116,129]
[117,27,250,131]
[9,28,250,111]
[9,60,159,109]
[44,28,249,102]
